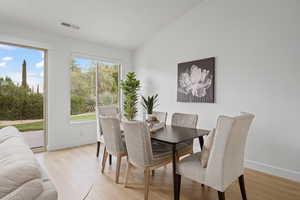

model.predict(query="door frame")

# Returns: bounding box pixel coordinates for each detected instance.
[0,41,48,152]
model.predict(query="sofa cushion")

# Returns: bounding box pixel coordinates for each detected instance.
[0,137,41,199]
[1,179,43,200]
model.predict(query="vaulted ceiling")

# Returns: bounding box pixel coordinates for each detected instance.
[0,0,201,49]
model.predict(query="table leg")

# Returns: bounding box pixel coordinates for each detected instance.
[198,136,204,187]
[109,154,112,165]
[172,144,178,200]
[96,141,100,157]
[198,136,204,151]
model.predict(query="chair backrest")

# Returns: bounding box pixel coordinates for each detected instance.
[100,116,126,155]
[171,113,198,128]
[98,106,119,116]
[122,121,153,167]
[153,111,167,124]
[96,106,119,141]
[205,113,255,192]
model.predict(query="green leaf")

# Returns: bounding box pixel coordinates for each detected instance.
[140,93,159,115]
[120,72,140,120]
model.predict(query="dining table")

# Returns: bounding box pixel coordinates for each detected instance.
[151,125,210,200]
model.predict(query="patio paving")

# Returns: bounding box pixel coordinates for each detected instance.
[22,130,45,149]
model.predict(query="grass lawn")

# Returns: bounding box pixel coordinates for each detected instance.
[0,113,96,132]
[70,113,96,121]
[0,121,44,132]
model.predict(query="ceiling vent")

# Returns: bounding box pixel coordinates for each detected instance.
[61,22,80,30]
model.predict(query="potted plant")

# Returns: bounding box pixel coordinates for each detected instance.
[141,94,159,121]
[120,72,140,120]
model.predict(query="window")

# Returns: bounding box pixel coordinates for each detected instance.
[70,57,120,122]
[0,42,46,149]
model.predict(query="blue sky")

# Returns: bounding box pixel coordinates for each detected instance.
[0,44,44,92]
[0,43,119,93]
[74,58,95,72]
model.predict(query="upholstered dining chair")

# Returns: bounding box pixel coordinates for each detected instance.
[96,105,119,167]
[171,112,198,128]
[100,116,127,183]
[152,111,167,124]
[171,113,199,156]
[96,105,119,158]
[122,121,173,200]
[175,113,255,200]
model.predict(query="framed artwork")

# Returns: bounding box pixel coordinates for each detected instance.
[177,57,215,103]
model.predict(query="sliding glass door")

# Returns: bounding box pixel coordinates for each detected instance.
[0,42,46,150]
[70,57,120,122]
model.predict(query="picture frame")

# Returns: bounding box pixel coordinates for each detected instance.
[177,57,215,103]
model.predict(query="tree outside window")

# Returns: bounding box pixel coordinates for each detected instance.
[70,58,120,121]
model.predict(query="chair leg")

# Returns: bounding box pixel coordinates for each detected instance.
[96,141,100,157]
[239,175,247,200]
[115,155,122,184]
[176,174,181,199]
[101,147,108,173]
[124,161,132,188]
[152,170,155,176]
[109,154,112,165]
[144,168,151,200]
[218,191,225,200]
[198,136,204,151]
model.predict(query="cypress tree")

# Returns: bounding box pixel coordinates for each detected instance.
[22,59,27,87]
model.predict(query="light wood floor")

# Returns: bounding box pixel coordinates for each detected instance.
[35,144,300,200]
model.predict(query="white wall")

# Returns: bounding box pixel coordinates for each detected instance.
[0,22,133,150]
[134,0,300,182]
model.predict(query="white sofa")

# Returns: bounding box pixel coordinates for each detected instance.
[0,126,58,200]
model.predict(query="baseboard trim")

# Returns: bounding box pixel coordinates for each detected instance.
[47,140,96,151]
[245,160,300,183]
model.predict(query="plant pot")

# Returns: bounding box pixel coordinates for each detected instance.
[145,114,155,121]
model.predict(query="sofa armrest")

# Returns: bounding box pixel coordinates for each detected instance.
[36,180,58,200]
[0,126,20,144]
[1,179,43,200]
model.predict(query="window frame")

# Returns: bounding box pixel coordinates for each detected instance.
[69,53,122,124]
[0,41,48,151]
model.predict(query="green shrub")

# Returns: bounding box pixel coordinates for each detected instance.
[0,77,43,120]
[70,60,119,115]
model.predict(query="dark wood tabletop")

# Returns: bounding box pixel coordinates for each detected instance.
[151,125,210,144]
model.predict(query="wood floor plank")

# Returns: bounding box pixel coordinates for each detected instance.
[35,144,300,200]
